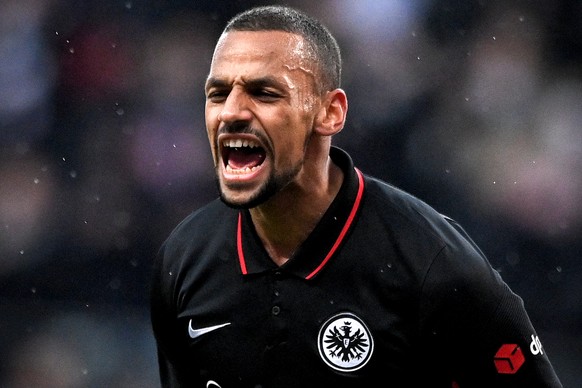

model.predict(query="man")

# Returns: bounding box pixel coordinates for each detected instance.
[150,5,562,387]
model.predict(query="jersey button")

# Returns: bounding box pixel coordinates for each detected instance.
[271,305,281,315]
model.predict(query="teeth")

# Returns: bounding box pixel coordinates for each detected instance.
[225,164,260,174]
[222,139,259,148]
[221,138,262,174]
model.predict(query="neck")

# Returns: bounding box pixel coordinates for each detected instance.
[250,156,343,266]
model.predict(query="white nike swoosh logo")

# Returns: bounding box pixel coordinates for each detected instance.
[188,320,231,339]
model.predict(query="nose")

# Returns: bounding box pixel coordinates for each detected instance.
[218,88,253,123]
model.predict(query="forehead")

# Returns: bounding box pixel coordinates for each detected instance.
[209,30,316,77]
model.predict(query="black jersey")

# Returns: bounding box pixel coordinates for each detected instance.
[151,147,562,388]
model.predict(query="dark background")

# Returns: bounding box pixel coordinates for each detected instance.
[0,0,580,386]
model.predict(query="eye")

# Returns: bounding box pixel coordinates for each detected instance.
[251,88,281,102]
[206,89,229,103]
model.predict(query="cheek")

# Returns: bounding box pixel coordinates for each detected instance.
[205,108,220,160]
[205,104,217,126]
[205,104,220,133]
[273,118,310,161]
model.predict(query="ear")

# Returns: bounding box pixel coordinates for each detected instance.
[313,88,348,136]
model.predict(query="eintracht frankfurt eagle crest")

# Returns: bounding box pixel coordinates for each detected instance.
[317,312,374,372]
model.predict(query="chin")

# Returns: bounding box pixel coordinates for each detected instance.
[219,194,250,209]
[219,180,278,210]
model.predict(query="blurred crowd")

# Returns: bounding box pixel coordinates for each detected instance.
[0,0,580,386]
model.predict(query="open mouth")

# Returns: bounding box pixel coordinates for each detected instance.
[221,138,266,174]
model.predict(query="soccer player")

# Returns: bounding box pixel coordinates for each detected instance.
[150,5,563,387]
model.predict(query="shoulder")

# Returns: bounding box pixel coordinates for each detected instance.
[156,199,238,268]
[361,174,502,291]
[360,175,512,323]
[361,175,463,254]
[167,199,234,241]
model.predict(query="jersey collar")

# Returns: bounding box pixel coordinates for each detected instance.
[236,147,365,279]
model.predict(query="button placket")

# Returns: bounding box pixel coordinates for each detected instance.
[271,270,283,316]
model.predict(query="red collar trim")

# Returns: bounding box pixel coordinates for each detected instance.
[305,168,364,279]
[237,213,248,274]
[236,168,364,277]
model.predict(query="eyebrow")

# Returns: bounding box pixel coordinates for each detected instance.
[205,76,285,91]
[205,77,228,91]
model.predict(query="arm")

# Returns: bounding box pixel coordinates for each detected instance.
[419,218,562,387]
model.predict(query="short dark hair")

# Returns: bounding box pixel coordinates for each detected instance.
[223,5,341,93]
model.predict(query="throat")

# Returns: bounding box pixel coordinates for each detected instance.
[262,237,294,266]
[270,254,290,267]
[251,208,312,267]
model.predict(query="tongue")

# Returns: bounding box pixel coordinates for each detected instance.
[228,148,265,170]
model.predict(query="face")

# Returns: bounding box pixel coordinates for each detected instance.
[205,30,323,208]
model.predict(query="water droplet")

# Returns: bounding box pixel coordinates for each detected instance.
[69,47,75,54]
[33,178,40,184]
[69,170,77,178]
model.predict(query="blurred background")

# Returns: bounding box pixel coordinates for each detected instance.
[0,0,580,386]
